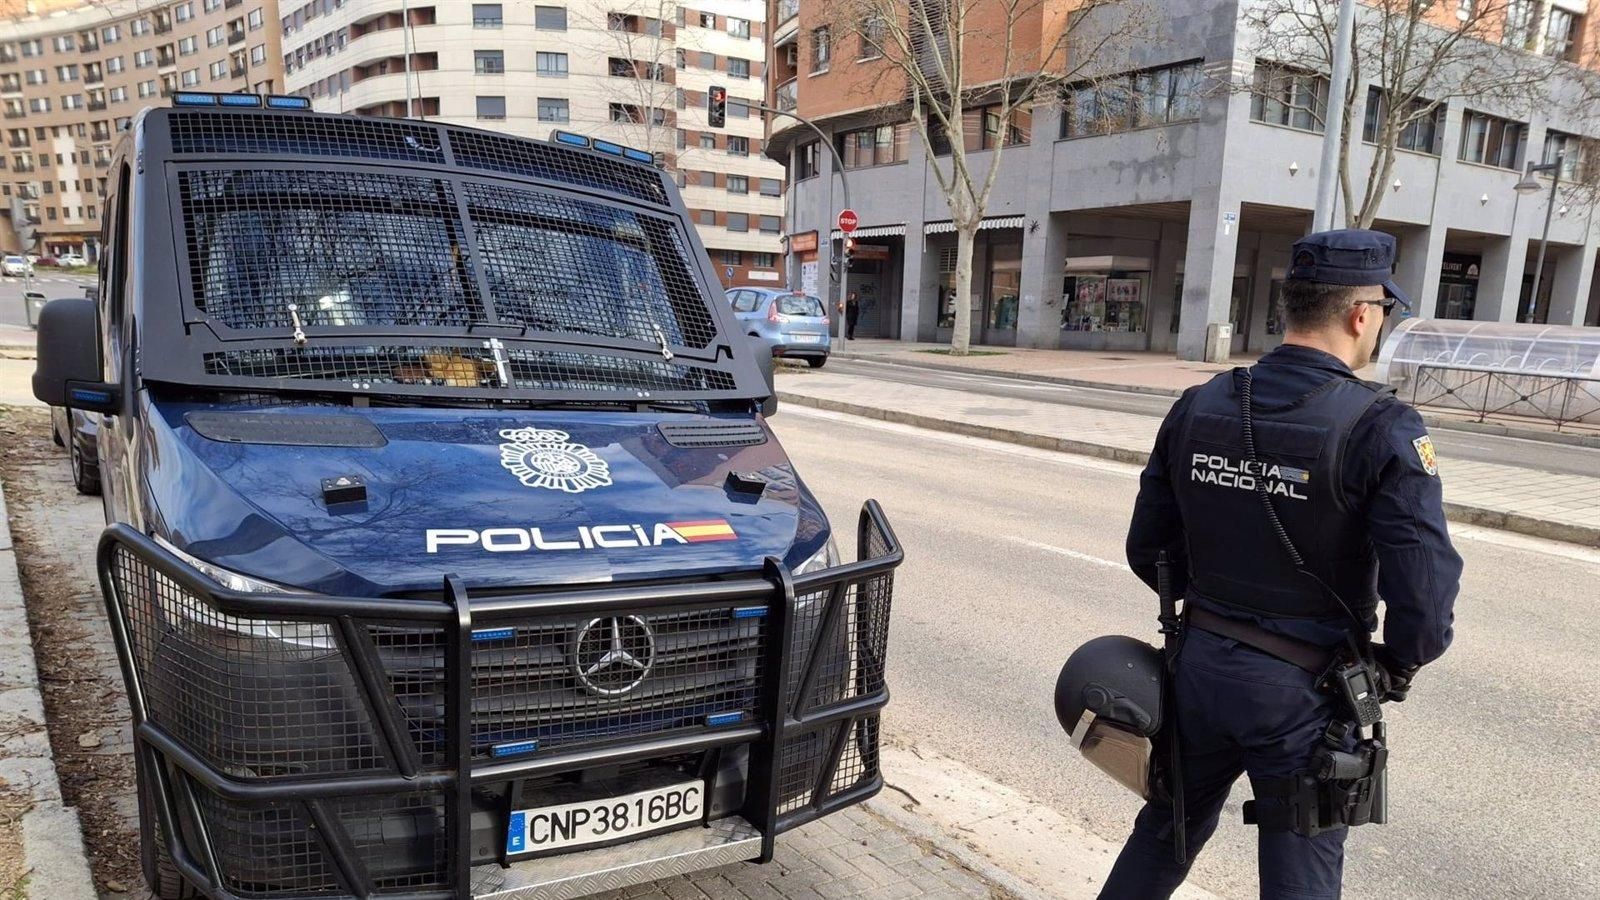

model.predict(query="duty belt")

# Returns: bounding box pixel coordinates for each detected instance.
[1187,606,1338,675]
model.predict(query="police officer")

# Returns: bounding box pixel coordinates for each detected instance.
[1103,229,1463,899]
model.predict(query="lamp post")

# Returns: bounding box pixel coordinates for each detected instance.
[1514,150,1563,322]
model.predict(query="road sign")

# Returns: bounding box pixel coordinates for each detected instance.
[724,266,734,279]
[837,209,858,234]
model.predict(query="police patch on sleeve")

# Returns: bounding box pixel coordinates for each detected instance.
[1412,435,1438,476]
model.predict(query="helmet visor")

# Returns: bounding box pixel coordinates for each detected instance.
[1071,712,1154,799]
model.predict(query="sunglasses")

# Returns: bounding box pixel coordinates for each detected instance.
[1356,299,1399,317]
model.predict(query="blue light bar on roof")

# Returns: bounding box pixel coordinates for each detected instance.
[622,147,656,164]
[591,139,625,157]
[172,92,217,106]
[550,130,591,148]
[265,95,312,110]
[219,93,261,107]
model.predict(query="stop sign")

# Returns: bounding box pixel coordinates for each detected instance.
[837,209,859,234]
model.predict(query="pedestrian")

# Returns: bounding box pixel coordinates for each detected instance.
[837,291,861,340]
[1104,229,1463,899]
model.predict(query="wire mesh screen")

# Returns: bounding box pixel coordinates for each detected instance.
[831,717,880,795]
[193,788,343,898]
[179,169,485,331]
[168,111,446,164]
[202,345,736,394]
[370,607,765,764]
[447,127,669,206]
[463,182,717,349]
[776,724,839,815]
[108,545,387,777]
[338,791,449,893]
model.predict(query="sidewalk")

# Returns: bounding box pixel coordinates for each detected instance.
[834,340,1600,447]
[777,370,1600,548]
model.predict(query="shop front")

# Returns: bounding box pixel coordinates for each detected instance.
[789,230,820,297]
[1435,253,1480,320]
[841,239,902,339]
[929,224,1025,347]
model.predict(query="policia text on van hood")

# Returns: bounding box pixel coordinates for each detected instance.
[1088,229,1464,900]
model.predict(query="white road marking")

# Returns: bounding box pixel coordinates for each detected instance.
[1001,535,1128,570]
[777,405,1142,477]
[1451,524,1600,567]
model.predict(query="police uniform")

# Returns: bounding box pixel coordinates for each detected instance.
[1103,230,1463,899]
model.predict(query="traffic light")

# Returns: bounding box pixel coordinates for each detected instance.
[707,85,727,129]
[844,236,857,255]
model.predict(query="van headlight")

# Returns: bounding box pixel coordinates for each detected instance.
[794,536,840,577]
[153,536,336,651]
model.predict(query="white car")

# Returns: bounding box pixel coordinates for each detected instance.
[56,253,87,267]
[2,255,32,277]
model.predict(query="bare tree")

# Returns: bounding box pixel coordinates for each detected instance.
[1246,0,1560,229]
[584,0,680,157]
[831,0,1150,354]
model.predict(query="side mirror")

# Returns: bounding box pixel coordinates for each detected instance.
[32,297,119,414]
[750,333,778,418]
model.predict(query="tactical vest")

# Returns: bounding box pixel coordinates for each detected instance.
[1171,367,1392,621]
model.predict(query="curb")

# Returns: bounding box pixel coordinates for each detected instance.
[779,391,1600,550]
[0,482,99,900]
[833,352,1600,449]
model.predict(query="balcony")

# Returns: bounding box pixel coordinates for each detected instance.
[154,18,173,35]
[12,162,34,172]
[229,29,246,46]
[778,0,800,25]
[3,110,25,120]
[88,100,107,112]
[80,38,100,54]
[94,157,109,169]
[776,77,798,111]
[0,50,16,65]
[225,0,243,8]
[231,63,247,78]
[92,129,110,142]
[85,71,103,85]
[0,81,20,95]
[7,138,28,149]
[157,49,176,68]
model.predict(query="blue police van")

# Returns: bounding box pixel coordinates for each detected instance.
[31,94,901,900]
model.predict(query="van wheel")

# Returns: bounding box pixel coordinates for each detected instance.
[70,439,101,496]
[806,357,827,369]
[138,765,199,899]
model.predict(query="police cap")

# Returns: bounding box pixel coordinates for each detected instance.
[1288,228,1411,310]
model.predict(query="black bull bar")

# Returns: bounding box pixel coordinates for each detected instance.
[96,501,902,899]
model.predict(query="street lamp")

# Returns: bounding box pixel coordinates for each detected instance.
[1514,150,1563,322]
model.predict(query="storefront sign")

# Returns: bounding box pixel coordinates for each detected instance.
[850,244,891,261]
[789,231,819,253]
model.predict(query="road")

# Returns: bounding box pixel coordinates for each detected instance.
[772,403,1600,900]
[0,273,95,329]
[827,356,1600,478]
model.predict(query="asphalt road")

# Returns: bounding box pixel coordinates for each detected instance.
[827,356,1600,479]
[0,273,95,329]
[771,404,1600,900]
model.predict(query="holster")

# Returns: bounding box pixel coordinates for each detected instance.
[1243,723,1389,837]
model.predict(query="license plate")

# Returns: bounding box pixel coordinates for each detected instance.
[505,781,704,856]
[791,333,823,343]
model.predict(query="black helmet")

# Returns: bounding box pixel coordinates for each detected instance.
[1055,635,1165,799]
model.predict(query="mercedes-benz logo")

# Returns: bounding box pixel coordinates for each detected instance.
[572,616,655,697]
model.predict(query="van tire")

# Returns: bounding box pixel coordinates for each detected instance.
[70,438,101,495]
[806,357,827,369]
[138,766,199,899]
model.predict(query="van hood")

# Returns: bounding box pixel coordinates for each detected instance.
[142,399,826,596]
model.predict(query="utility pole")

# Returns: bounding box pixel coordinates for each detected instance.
[401,0,413,118]
[1312,0,1357,233]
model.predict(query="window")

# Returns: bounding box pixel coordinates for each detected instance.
[727,175,749,193]
[476,95,506,120]
[107,56,124,73]
[1458,109,1525,169]
[857,18,890,60]
[698,171,715,187]
[727,135,749,155]
[54,35,76,53]
[728,57,750,79]
[699,12,716,28]
[537,97,568,122]
[1545,8,1576,60]
[103,24,120,43]
[752,252,775,268]
[25,69,45,86]
[759,215,782,234]
[700,51,715,69]
[535,6,567,30]
[135,50,154,68]
[475,50,504,74]
[1361,88,1442,155]
[760,177,782,196]
[209,60,227,80]
[1504,0,1536,50]
[19,39,41,57]
[207,26,223,46]
[131,19,150,36]
[62,94,84,110]
[730,290,759,312]
[699,133,715,149]
[179,36,198,56]
[813,27,831,73]
[29,98,50,113]
[182,68,201,87]
[728,17,750,39]
[251,44,266,65]
[537,52,568,77]
[473,4,503,28]
[1249,63,1328,132]
[205,0,220,10]
[175,2,193,22]
[109,86,127,102]
[56,65,79,82]
[676,49,686,69]
[839,123,908,167]
[138,80,156,97]
[797,141,820,179]
[727,212,749,232]
[720,249,743,266]
[1542,130,1590,181]
[698,210,715,226]
[1061,61,1203,138]
[248,8,264,30]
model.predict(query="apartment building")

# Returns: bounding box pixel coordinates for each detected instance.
[0,0,285,258]
[280,0,784,287]
[767,0,1600,359]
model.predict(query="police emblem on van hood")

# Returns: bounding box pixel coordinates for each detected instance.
[499,427,613,493]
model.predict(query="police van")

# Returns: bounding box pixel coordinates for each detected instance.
[31,94,901,900]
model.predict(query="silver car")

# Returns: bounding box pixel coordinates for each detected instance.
[727,287,833,368]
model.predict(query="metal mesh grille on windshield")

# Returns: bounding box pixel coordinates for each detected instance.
[179,169,485,331]
[167,111,445,163]
[463,182,717,349]
[447,127,668,205]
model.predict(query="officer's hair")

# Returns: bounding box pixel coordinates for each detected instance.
[1280,280,1363,331]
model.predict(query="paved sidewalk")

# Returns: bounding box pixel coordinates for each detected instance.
[777,370,1600,548]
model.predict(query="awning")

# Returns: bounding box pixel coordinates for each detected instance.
[828,223,908,239]
[924,215,1026,235]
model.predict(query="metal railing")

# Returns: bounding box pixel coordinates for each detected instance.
[1402,363,1600,431]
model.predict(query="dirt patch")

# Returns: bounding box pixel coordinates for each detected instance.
[1,787,29,900]
[0,406,143,898]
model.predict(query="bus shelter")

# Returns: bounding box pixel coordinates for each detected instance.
[1373,319,1600,430]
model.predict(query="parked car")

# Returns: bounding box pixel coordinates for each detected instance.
[56,253,87,267]
[727,287,833,367]
[1,255,31,277]
[49,405,101,494]
[31,94,903,900]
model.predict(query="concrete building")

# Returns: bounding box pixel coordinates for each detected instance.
[765,0,1600,360]
[1,0,286,258]
[280,0,784,286]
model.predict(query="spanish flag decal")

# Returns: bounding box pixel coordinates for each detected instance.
[667,520,738,543]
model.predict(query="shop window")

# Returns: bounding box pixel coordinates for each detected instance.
[1062,269,1149,333]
